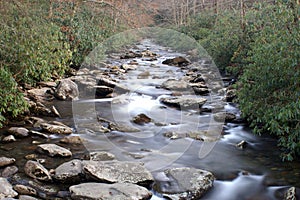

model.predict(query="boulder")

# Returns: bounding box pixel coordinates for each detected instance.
[160,97,207,109]
[37,144,72,157]
[41,123,73,135]
[70,182,152,200]
[1,166,18,178]
[55,79,79,100]
[24,160,52,181]
[97,77,129,94]
[161,79,189,91]
[54,160,83,183]
[13,185,37,196]
[0,178,18,199]
[7,127,29,138]
[157,167,215,199]
[213,112,236,122]
[162,56,190,67]
[89,152,116,161]
[0,157,16,168]
[2,135,16,143]
[83,161,154,185]
[29,130,49,139]
[59,136,84,145]
[132,114,152,125]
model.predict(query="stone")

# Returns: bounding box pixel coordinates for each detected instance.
[54,160,83,183]
[83,161,154,185]
[225,89,237,102]
[236,140,248,149]
[29,130,49,139]
[161,79,189,91]
[7,127,29,138]
[90,151,115,161]
[70,182,152,200]
[2,135,16,143]
[120,51,142,59]
[1,166,18,178]
[55,78,79,100]
[132,114,152,125]
[95,86,114,97]
[121,64,138,71]
[19,195,39,200]
[137,71,150,79]
[59,136,84,145]
[157,167,215,199]
[41,123,73,134]
[97,77,129,94]
[213,112,236,122]
[162,56,191,67]
[0,157,16,168]
[13,185,37,196]
[284,187,297,200]
[24,161,52,181]
[0,178,18,199]
[27,87,53,102]
[109,122,140,133]
[160,97,207,109]
[37,144,72,157]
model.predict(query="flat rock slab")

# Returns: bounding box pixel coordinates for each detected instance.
[90,152,116,161]
[0,157,16,168]
[70,182,152,200]
[158,167,215,199]
[160,97,207,109]
[7,127,29,138]
[83,161,154,185]
[24,160,52,181]
[37,144,72,157]
[161,79,189,91]
[41,123,73,134]
[54,159,83,182]
[0,178,18,199]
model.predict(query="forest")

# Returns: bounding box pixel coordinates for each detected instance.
[0,0,299,161]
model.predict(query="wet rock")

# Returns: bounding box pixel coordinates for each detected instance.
[2,135,16,143]
[236,140,248,149]
[8,127,29,138]
[13,185,37,196]
[51,106,61,118]
[162,56,190,67]
[29,131,49,139]
[1,166,18,178]
[24,160,52,181]
[28,101,53,117]
[189,83,209,95]
[59,136,84,145]
[109,122,141,133]
[158,167,214,199]
[19,195,39,200]
[161,79,188,91]
[160,97,207,109]
[132,114,152,125]
[83,160,154,185]
[37,144,72,157]
[55,79,79,100]
[0,157,16,168]
[213,112,236,122]
[54,160,83,183]
[97,77,129,94]
[284,187,297,200]
[0,178,18,199]
[121,64,138,71]
[137,71,150,79]
[95,85,114,97]
[70,182,152,200]
[120,51,142,59]
[90,151,116,161]
[225,88,237,102]
[27,87,54,102]
[41,123,73,134]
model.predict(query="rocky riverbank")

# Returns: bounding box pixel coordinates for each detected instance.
[0,39,298,200]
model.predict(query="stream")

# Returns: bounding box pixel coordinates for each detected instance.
[1,32,299,199]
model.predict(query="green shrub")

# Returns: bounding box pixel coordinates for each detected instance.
[237,1,300,160]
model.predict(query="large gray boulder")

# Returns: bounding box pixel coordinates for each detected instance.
[37,144,72,157]
[24,161,52,181]
[157,167,215,199]
[54,159,83,182]
[83,161,154,185]
[0,178,18,199]
[160,97,207,109]
[55,79,79,100]
[70,182,152,200]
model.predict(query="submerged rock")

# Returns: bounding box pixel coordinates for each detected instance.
[55,79,79,100]
[37,144,72,157]
[70,182,152,200]
[157,167,215,199]
[83,160,154,185]
[24,160,52,181]
[7,127,29,138]
[54,160,83,183]
[89,151,116,161]
[0,178,18,199]
[0,157,16,168]
[160,97,207,109]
